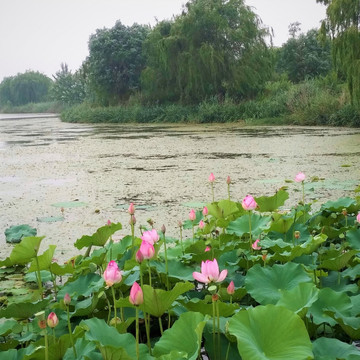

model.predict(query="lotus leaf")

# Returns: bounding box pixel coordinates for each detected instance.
[5,225,37,244]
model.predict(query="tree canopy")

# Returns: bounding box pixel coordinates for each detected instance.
[0,71,52,106]
[86,21,150,105]
[317,0,360,106]
[141,0,273,104]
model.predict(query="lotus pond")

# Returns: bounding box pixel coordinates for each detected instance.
[1,172,360,359]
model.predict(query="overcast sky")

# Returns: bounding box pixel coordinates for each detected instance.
[0,0,327,82]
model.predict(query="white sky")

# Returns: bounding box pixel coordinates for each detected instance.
[0,0,327,82]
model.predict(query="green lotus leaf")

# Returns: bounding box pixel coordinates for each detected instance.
[227,213,272,238]
[0,299,49,320]
[57,273,104,300]
[140,282,194,317]
[153,260,195,282]
[63,338,100,360]
[5,224,37,244]
[153,311,206,360]
[81,317,151,359]
[347,228,360,250]
[276,283,319,318]
[49,262,75,276]
[182,298,239,317]
[74,222,122,249]
[71,295,99,318]
[319,270,358,293]
[207,200,241,219]
[36,216,64,223]
[351,294,360,316]
[27,245,56,272]
[312,337,360,360]
[0,345,37,360]
[7,236,45,266]
[307,287,352,326]
[319,249,358,271]
[245,263,312,305]
[320,197,357,213]
[0,320,22,337]
[228,304,313,360]
[326,310,360,340]
[268,213,294,234]
[342,264,360,281]
[255,188,289,212]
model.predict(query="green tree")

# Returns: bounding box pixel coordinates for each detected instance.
[87,21,150,105]
[277,27,332,83]
[317,0,360,106]
[142,0,273,104]
[0,71,52,107]
[51,63,86,105]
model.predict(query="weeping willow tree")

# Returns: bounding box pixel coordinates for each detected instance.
[317,0,360,106]
[142,0,273,104]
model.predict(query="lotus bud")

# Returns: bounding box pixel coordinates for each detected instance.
[357,213,360,223]
[103,260,122,287]
[202,206,208,216]
[294,231,300,239]
[129,215,136,225]
[178,220,183,228]
[227,280,235,295]
[189,209,196,222]
[342,208,347,216]
[205,246,211,252]
[262,250,268,262]
[128,202,135,215]
[129,282,144,306]
[295,172,306,182]
[209,173,215,183]
[47,312,59,328]
[135,249,144,263]
[199,220,205,229]
[107,219,112,226]
[242,195,257,211]
[64,293,71,306]
[139,240,155,260]
[147,218,154,227]
[211,293,219,301]
[161,224,166,234]
[226,175,231,185]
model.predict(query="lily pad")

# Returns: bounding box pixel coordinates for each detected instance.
[5,225,37,244]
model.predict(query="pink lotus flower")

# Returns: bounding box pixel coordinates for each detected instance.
[192,259,227,284]
[242,195,257,211]
[209,173,215,183]
[295,172,306,182]
[199,220,205,229]
[128,202,135,215]
[135,249,144,263]
[227,281,235,295]
[103,260,122,287]
[202,206,208,216]
[226,176,231,185]
[252,239,261,250]
[139,240,155,260]
[189,209,196,222]
[47,312,59,328]
[357,213,360,223]
[141,229,159,245]
[107,220,112,226]
[64,293,71,306]
[129,282,144,306]
[205,246,211,252]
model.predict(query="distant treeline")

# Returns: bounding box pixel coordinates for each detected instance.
[1,0,359,126]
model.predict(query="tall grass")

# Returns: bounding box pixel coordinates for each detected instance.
[61,77,360,127]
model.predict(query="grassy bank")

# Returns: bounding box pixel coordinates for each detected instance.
[61,78,360,127]
[0,101,64,114]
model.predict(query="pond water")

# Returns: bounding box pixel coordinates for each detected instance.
[1,115,359,262]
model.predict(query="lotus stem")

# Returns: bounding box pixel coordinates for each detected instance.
[35,255,44,298]
[135,307,140,360]
[211,182,214,203]
[44,331,49,360]
[131,222,135,255]
[111,287,117,328]
[179,226,184,254]
[158,317,164,335]
[66,305,77,358]
[50,271,57,299]
[52,328,56,346]
[248,211,252,245]
[225,342,231,360]
[212,298,217,360]
[162,233,169,290]
[216,300,220,360]
[148,261,152,287]
[227,183,230,201]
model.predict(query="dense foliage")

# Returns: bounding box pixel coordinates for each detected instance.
[142,0,272,104]
[0,71,52,107]
[1,175,360,359]
[86,22,150,105]
[317,0,360,106]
